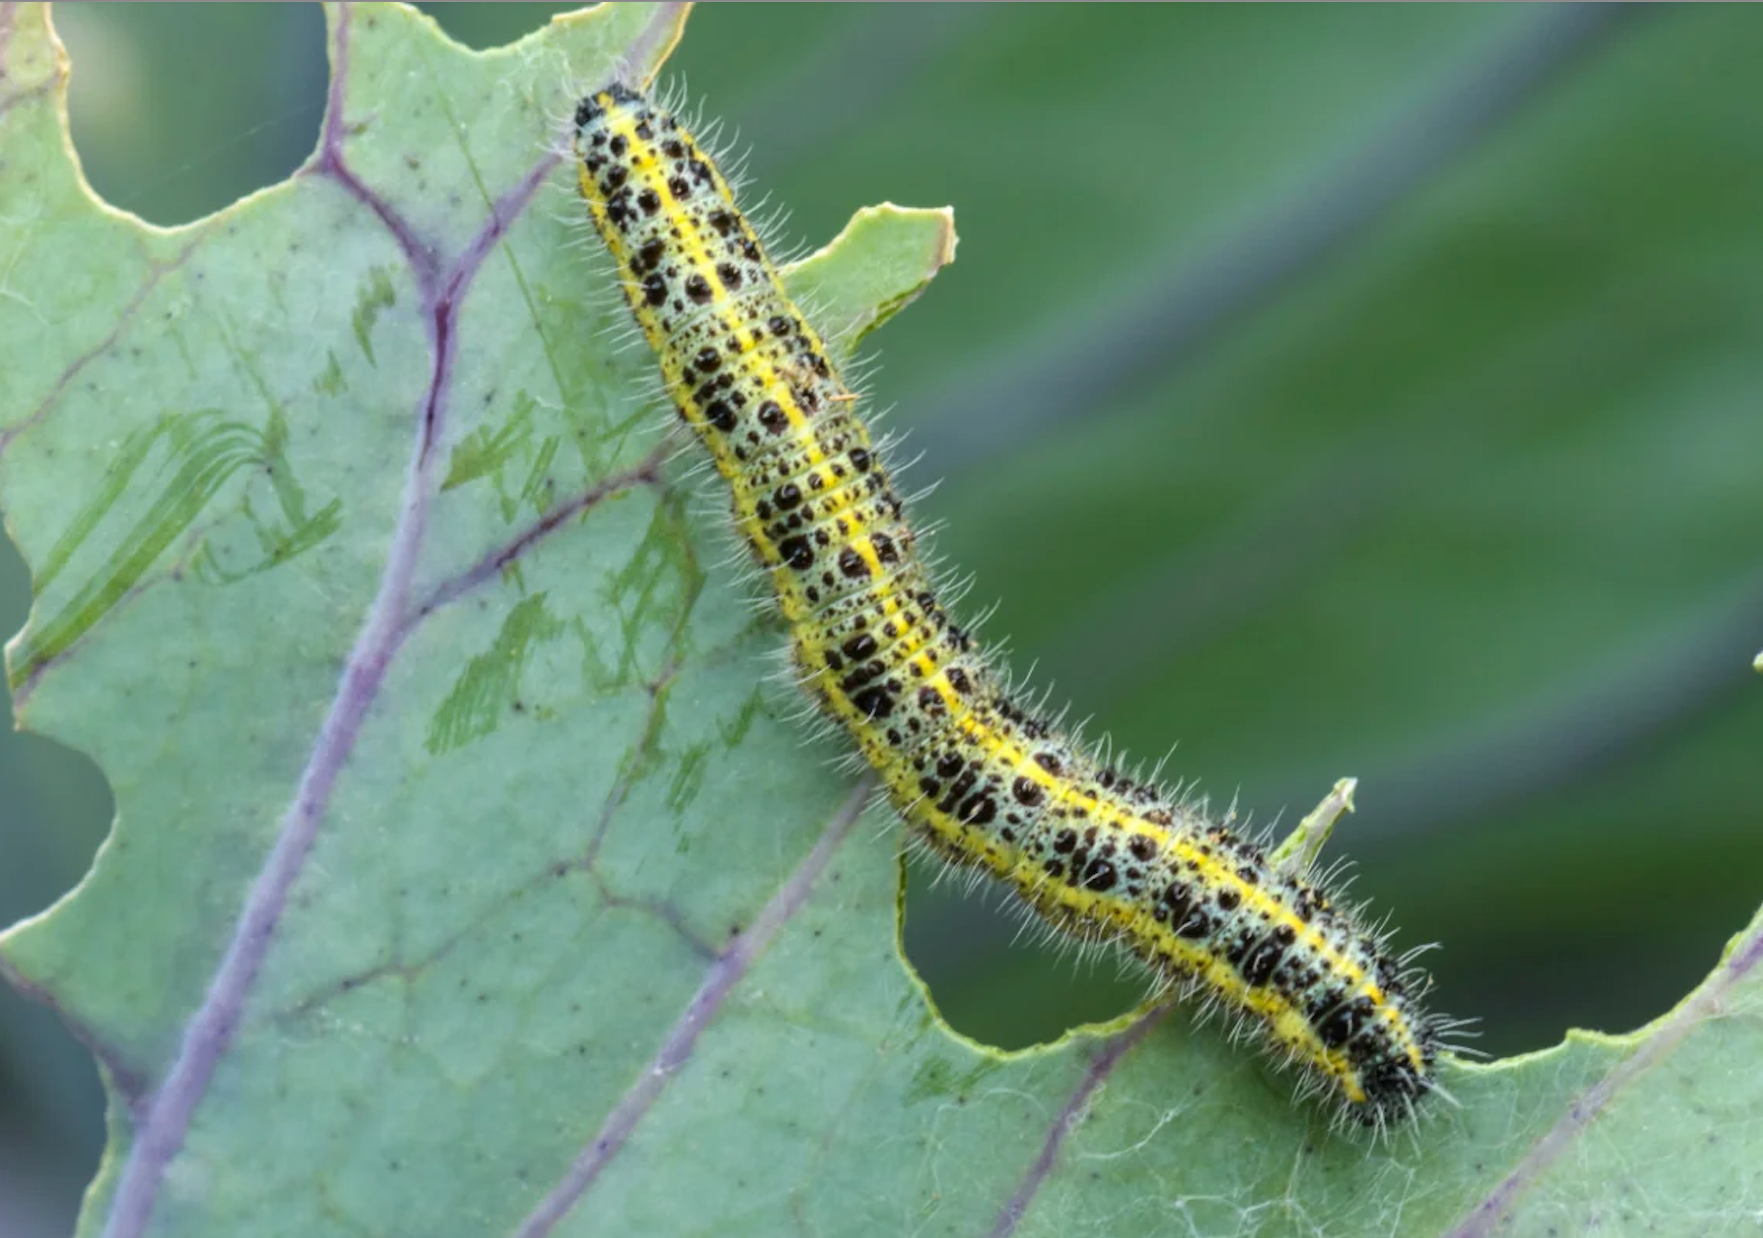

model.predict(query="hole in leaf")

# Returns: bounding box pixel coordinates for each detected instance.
[54,4,326,228]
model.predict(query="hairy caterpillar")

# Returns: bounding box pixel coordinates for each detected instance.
[572,83,1448,1125]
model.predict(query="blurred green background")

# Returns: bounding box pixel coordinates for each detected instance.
[4,4,1761,1232]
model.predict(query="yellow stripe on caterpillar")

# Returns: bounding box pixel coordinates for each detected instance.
[572,83,1448,1125]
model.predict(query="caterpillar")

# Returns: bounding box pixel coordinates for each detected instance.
[572,83,1448,1126]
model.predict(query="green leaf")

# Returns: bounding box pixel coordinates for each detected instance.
[1,5,1760,1238]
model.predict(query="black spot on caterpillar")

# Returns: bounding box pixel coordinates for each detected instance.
[573,82,1449,1126]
